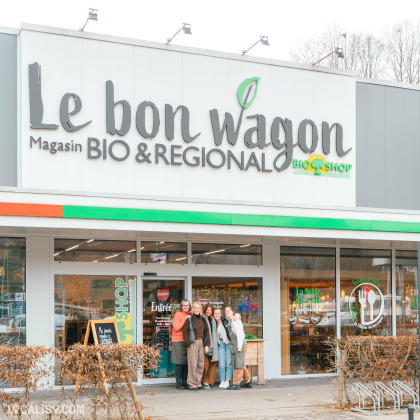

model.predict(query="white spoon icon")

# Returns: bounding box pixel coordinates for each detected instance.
[367,290,376,321]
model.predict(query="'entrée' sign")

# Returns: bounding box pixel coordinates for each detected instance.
[28,64,352,174]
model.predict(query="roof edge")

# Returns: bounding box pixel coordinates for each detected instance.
[18,22,356,78]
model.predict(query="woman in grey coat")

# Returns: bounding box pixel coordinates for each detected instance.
[201,303,219,388]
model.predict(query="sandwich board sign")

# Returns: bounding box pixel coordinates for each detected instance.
[84,319,120,345]
[75,319,120,393]
[74,319,142,416]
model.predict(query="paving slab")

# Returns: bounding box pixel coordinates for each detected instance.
[140,378,334,418]
[1,378,420,419]
[138,379,420,420]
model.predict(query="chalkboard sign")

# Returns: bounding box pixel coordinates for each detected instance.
[75,319,121,394]
[83,319,120,346]
[75,320,142,416]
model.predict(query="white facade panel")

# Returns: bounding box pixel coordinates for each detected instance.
[19,27,356,207]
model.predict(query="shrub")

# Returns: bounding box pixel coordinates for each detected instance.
[0,346,55,417]
[327,336,418,407]
[60,343,160,420]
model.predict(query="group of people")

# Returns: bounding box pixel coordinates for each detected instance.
[171,300,252,391]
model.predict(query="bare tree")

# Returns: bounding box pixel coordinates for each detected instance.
[357,35,387,79]
[290,25,348,70]
[290,26,386,79]
[386,21,420,84]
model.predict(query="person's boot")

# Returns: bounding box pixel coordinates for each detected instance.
[226,384,240,390]
[175,365,184,389]
[241,380,252,388]
[182,365,189,389]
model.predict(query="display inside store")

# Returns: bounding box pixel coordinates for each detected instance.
[192,277,263,339]
[280,247,335,375]
[0,238,26,346]
[54,275,136,384]
[395,250,418,336]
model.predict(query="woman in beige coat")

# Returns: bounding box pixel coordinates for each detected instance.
[182,302,210,391]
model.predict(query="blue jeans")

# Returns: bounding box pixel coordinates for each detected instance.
[218,341,232,381]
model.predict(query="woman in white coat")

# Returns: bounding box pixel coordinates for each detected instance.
[225,307,252,390]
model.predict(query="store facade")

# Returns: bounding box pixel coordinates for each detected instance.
[0,24,419,384]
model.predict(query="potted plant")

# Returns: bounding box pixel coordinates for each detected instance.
[296,355,310,374]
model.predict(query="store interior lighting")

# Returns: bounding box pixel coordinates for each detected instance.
[166,23,192,44]
[54,239,95,256]
[242,36,270,55]
[204,249,226,255]
[99,248,136,262]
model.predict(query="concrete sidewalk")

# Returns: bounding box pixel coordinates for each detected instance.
[2,378,420,419]
[139,378,420,420]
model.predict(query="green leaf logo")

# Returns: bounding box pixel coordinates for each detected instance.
[237,77,260,109]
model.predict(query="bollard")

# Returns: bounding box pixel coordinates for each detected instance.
[408,404,414,420]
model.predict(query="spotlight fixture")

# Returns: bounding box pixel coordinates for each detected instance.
[167,23,192,44]
[182,23,192,35]
[335,48,344,59]
[89,9,98,21]
[242,36,270,55]
[80,8,98,32]
[313,47,344,65]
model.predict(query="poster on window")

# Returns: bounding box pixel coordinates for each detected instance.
[112,277,137,344]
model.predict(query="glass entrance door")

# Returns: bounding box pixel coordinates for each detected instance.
[142,279,185,378]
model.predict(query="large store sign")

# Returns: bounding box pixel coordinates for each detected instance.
[20,30,356,205]
[28,69,351,175]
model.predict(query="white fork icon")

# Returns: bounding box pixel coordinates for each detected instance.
[358,290,367,324]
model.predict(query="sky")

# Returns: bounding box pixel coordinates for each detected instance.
[1,0,420,62]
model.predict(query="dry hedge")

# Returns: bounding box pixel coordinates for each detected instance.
[0,344,160,419]
[328,336,418,407]
[61,344,160,420]
[0,345,55,417]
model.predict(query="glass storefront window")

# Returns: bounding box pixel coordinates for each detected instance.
[396,250,418,336]
[141,242,187,264]
[192,277,263,338]
[54,239,136,263]
[0,238,26,346]
[54,275,137,383]
[191,244,262,265]
[142,279,185,378]
[340,249,391,336]
[280,247,335,375]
